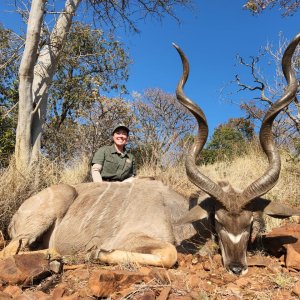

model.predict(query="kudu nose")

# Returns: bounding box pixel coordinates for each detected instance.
[229,263,244,275]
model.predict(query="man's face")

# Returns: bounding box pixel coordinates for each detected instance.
[113,129,128,148]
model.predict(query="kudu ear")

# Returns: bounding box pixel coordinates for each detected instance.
[175,198,214,224]
[245,198,300,219]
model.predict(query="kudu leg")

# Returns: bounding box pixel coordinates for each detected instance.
[0,184,77,259]
[88,237,178,268]
[0,239,61,260]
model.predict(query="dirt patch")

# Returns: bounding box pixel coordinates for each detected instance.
[0,251,299,299]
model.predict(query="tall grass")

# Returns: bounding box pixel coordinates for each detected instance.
[0,143,299,236]
[0,155,90,235]
[139,143,300,204]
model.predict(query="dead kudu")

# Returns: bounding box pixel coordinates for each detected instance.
[1,34,300,275]
[173,33,300,275]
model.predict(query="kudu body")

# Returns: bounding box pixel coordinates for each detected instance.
[1,34,300,275]
[2,180,197,268]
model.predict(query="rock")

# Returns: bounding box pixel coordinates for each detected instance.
[292,281,300,297]
[3,285,22,297]
[197,281,215,293]
[157,287,171,300]
[111,286,136,299]
[220,273,236,285]
[262,224,300,270]
[212,254,222,265]
[247,255,282,273]
[190,291,209,300]
[263,224,300,254]
[202,261,211,271]
[226,282,242,297]
[63,264,85,271]
[133,290,156,300]
[195,269,209,279]
[55,292,81,300]
[168,294,193,300]
[247,255,273,267]
[49,260,62,273]
[234,277,250,288]
[188,275,200,289]
[77,287,90,298]
[52,284,68,299]
[0,291,12,299]
[285,244,300,270]
[0,253,51,284]
[14,290,52,300]
[66,268,90,281]
[88,269,148,298]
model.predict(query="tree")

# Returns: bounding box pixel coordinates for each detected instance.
[0,114,15,167]
[200,118,253,164]
[131,88,195,167]
[0,24,20,109]
[47,22,130,130]
[243,0,300,16]
[230,33,300,155]
[0,24,21,167]
[12,0,193,171]
[15,0,81,171]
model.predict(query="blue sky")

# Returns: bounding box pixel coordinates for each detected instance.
[1,0,300,132]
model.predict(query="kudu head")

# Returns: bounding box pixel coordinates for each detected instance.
[174,33,300,275]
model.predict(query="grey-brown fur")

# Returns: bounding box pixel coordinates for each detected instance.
[5,179,197,268]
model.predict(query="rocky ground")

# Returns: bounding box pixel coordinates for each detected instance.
[0,224,300,300]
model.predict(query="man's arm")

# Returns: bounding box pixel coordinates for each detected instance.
[91,147,105,182]
[91,163,103,182]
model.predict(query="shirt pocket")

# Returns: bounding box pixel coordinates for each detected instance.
[103,158,119,174]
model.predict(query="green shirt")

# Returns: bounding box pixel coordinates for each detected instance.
[92,145,136,181]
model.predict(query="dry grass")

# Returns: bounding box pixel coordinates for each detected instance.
[0,143,299,236]
[139,144,300,205]
[0,155,90,235]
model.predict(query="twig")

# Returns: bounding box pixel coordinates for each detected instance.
[1,102,18,118]
[0,43,24,70]
[46,11,74,15]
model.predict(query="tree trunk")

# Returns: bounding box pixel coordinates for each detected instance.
[15,0,46,171]
[31,0,81,162]
[15,0,81,170]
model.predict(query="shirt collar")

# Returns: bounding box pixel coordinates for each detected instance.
[110,144,128,156]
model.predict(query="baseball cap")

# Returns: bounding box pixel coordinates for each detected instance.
[112,124,130,135]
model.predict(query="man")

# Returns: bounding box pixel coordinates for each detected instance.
[91,124,136,182]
